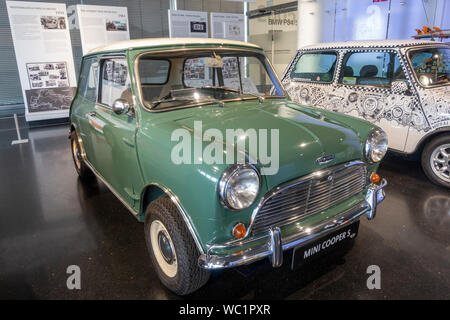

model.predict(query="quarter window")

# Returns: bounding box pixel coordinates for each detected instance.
[78,57,98,102]
[99,58,132,107]
[290,52,337,83]
[339,51,406,87]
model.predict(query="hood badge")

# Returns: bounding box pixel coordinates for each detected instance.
[316,154,335,165]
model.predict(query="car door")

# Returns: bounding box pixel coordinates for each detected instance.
[332,49,419,152]
[72,56,99,166]
[88,55,143,210]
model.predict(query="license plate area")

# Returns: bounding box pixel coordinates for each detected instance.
[291,221,359,270]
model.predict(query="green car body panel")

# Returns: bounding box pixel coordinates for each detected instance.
[70,41,381,254]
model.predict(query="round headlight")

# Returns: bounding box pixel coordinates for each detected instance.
[364,129,388,163]
[219,164,260,210]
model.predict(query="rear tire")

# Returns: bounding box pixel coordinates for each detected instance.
[421,134,450,188]
[70,130,94,180]
[144,196,210,295]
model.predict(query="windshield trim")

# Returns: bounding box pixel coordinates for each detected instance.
[405,45,450,89]
[134,47,286,113]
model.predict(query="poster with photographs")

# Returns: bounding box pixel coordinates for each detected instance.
[106,19,127,31]
[40,16,66,29]
[69,5,130,55]
[27,62,69,89]
[25,87,76,113]
[168,10,208,38]
[211,13,245,42]
[184,58,210,87]
[6,1,77,121]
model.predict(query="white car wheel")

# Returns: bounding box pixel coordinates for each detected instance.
[150,220,178,278]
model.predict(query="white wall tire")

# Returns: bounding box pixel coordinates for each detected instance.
[144,196,210,295]
[150,220,178,278]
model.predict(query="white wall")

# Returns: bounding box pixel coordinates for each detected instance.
[297,0,450,48]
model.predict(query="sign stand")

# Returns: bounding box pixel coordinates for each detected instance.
[11,113,28,145]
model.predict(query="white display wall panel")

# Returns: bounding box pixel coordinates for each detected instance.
[68,4,130,55]
[6,1,77,122]
[168,10,208,38]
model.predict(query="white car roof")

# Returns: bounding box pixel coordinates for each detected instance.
[299,39,446,50]
[87,38,262,55]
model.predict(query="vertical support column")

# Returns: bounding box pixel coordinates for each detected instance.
[297,0,325,48]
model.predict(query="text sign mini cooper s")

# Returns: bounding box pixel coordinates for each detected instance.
[283,40,450,188]
[70,38,387,295]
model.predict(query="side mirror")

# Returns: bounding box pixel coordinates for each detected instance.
[391,80,409,95]
[112,99,130,115]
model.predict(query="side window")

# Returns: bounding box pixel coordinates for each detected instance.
[339,51,406,87]
[99,58,131,107]
[290,52,337,83]
[138,59,170,85]
[78,57,98,102]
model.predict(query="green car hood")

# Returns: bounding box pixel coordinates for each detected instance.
[162,99,364,189]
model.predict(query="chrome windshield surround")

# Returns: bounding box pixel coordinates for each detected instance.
[229,160,367,242]
[133,47,287,113]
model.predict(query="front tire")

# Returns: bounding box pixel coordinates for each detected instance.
[144,196,210,295]
[421,134,450,188]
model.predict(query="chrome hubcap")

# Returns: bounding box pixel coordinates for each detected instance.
[430,143,450,183]
[158,231,175,264]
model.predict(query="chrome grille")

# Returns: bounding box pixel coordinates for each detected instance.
[250,162,367,235]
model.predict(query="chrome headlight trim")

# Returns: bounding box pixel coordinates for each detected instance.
[218,163,261,211]
[364,128,388,164]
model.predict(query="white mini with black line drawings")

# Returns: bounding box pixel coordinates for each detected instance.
[283,40,450,188]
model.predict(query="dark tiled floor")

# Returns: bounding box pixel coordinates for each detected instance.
[0,124,449,299]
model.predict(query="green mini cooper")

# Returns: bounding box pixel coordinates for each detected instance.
[69,38,388,295]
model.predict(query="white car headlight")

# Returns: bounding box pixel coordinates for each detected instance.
[219,164,260,210]
[364,129,388,163]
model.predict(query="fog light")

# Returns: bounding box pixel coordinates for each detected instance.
[232,223,247,239]
[370,172,381,184]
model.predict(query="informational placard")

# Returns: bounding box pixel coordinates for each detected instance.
[168,10,208,38]
[68,5,130,55]
[211,12,245,41]
[6,1,77,122]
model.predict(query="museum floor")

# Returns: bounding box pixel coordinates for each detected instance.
[0,121,449,299]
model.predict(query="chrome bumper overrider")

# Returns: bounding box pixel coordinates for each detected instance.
[198,179,387,270]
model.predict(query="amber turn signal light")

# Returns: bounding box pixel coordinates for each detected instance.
[370,172,381,184]
[233,223,247,239]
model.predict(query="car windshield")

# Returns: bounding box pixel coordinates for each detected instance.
[408,47,450,87]
[136,49,285,110]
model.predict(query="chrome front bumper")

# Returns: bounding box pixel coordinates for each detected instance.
[198,179,387,270]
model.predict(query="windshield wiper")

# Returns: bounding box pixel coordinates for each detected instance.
[151,96,224,109]
[151,97,194,109]
[199,86,265,103]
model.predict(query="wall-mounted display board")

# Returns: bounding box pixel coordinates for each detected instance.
[168,10,208,38]
[211,12,245,41]
[67,5,130,55]
[6,1,77,122]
